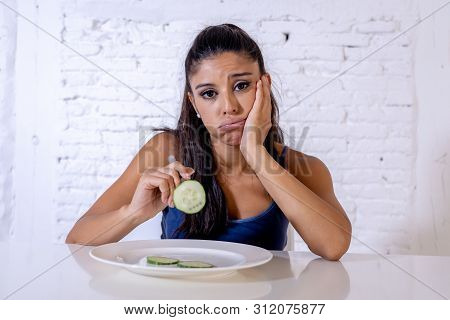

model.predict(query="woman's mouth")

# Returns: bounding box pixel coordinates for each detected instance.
[218,119,246,132]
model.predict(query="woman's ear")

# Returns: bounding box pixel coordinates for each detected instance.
[187,92,196,109]
[188,92,200,116]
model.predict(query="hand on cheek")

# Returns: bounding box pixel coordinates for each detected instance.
[240,74,272,150]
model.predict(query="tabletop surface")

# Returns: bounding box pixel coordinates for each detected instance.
[1,241,449,300]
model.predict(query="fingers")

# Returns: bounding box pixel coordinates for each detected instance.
[169,163,195,207]
[150,171,175,205]
[254,79,263,108]
[167,161,195,179]
[141,169,173,205]
[158,167,181,187]
[140,162,195,208]
[261,74,270,103]
[253,77,269,120]
[157,167,182,207]
[261,74,272,124]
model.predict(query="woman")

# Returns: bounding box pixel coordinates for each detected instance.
[66,24,351,261]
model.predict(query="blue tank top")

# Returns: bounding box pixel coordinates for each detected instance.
[160,146,290,250]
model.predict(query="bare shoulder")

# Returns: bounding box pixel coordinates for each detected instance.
[276,143,347,215]
[274,142,334,195]
[137,131,180,174]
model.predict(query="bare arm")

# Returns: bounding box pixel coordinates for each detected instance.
[65,132,177,245]
[65,204,153,246]
[243,144,352,261]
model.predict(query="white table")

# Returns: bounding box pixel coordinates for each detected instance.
[1,241,449,299]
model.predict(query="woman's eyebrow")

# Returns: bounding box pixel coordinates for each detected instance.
[194,72,253,90]
[229,72,253,78]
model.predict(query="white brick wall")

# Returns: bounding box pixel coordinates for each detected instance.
[0,0,16,241]
[413,0,450,255]
[56,0,419,252]
[1,0,449,255]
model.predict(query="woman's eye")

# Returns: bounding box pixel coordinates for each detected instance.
[200,82,250,100]
[201,90,216,99]
[235,82,250,91]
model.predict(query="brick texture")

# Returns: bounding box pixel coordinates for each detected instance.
[2,0,421,253]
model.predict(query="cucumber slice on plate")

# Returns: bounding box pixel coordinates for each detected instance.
[146,256,179,265]
[173,180,206,214]
[177,261,215,268]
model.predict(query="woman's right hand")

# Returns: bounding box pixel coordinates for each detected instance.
[127,161,196,218]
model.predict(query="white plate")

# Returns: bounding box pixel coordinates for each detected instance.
[89,239,273,278]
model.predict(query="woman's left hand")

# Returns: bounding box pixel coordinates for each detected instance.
[240,73,272,151]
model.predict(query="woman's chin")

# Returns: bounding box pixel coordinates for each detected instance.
[221,131,242,146]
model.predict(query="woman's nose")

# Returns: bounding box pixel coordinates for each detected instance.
[221,92,238,115]
[223,107,237,115]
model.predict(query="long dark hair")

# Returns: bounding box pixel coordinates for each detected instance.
[152,23,284,239]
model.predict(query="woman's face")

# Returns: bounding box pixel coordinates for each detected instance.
[188,51,261,146]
